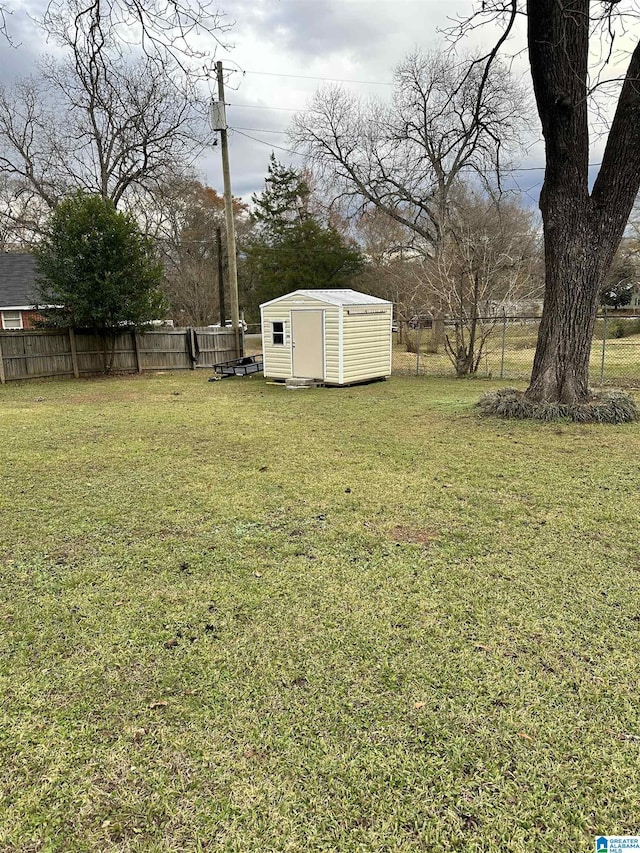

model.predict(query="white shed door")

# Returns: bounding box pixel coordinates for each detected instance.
[291,310,324,379]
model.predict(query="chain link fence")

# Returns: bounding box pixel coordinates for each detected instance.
[244,315,640,386]
[392,314,640,386]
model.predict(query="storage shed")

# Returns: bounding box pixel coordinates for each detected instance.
[260,289,392,385]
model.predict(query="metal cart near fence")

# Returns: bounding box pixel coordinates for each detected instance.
[209,355,264,380]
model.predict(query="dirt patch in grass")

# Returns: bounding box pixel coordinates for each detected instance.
[388,525,438,546]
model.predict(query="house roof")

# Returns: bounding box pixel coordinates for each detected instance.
[260,289,391,308]
[0,253,38,309]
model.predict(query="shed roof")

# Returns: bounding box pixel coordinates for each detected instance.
[0,253,38,308]
[260,289,391,309]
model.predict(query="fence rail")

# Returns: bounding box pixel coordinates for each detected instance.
[392,313,640,385]
[0,327,238,383]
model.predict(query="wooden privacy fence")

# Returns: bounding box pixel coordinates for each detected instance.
[0,327,239,383]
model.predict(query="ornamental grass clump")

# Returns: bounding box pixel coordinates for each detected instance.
[478,387,638,423]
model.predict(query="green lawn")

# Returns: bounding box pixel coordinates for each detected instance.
[1,373,640,852]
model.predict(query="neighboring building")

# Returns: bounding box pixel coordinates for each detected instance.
[0,254,42,330]
[629,284,640,310]
[260,289,392,386]
[485,298,544,317]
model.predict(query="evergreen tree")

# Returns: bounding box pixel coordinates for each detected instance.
[251,154,311,230]
[35,192,165,369]
[245,156,364,315]
[600,256,637,309]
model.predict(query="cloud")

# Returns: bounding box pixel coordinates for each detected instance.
[230,0,390,63]
[0,2,49,82]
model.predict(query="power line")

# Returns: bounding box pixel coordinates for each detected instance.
[233,127,543,172]
[227,102,302,113]
[231,127,602,174]
[232,129,304,157]
[511,161,603,172]
[232,128,604,176]
[230,128,563,173]
[234,126,289,135]
[242,69,392,87]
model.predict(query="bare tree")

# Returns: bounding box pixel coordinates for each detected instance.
[349,207,431,344]
[0,175,51,249]
[291,48,530,255]
[451,2,640,404]
[349,187,540,363]
[1,0,231,71]
[292,47,537,363]
[143,177,248,326]
[424,192,542,375]
[0,7,208,242]
[354,192,541,368]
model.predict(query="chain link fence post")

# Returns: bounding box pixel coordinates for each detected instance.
[416,325,421,375]
[600,309,608,383]
[500,311,507,379]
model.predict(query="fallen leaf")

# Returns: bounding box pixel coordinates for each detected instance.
[114,601,125,607]
[149,701,168,709]
[414,701,427,709]
[517,732,533,741]
[133,728,146,743]
[254,572,263,578]
[101,819,111,828]
[475,643,491,652]
[164,638,179,649]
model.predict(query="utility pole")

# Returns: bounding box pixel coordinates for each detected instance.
[212,61,241,357]
[216,225,226,327]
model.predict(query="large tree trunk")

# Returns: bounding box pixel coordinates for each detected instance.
[526,200,615,403]
[524,0,640,404]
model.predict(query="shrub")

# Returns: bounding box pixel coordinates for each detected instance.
[608,317,640,338]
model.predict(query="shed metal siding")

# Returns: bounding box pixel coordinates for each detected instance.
[341,306,392,383]
[260,308,291,379]
[323,307,339,383]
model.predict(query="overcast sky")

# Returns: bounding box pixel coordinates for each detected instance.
[202,0,545,206]
[3,0,631,209]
